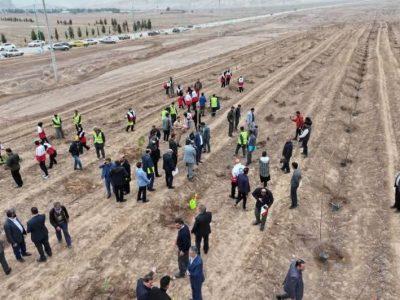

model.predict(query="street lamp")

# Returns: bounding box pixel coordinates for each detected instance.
[41,0,58,82]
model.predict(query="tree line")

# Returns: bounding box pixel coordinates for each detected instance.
[56,20,73,25]
[0,17,34,23]
[0,8,121,14]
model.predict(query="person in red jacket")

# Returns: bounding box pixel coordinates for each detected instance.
[43,142,57,169]
[37,122,49,144]
[35,140,48,179]
[290,111,304,140]
[177,95,184,109]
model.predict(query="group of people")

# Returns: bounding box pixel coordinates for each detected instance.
[0,202,71,275]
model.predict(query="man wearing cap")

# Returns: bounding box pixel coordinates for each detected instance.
[136,271,154,300]
[252,187,274,231]
[276,259,305,300]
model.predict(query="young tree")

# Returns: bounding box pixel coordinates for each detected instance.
[1,33,7,43]
[91,28,95,36]
[31,29,37,41]
[99,19,103,25]
[54,28,59,41]
[68,26,75,39]
[136,20,140,30]
[77,27,82,38]
[147,19,152,29]
[108,27,111,34]
[69,19,72,25]
[85,27,89,37]
[117,24,122,34]
[104,18,107,25]
[64,31,68,39]
[101,25,106,34]
[97,27,100,36]
[37,31,45,41]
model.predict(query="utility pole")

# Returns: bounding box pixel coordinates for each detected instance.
[130,0,134,32]
[42,0,58,82]
[33,3,44,53]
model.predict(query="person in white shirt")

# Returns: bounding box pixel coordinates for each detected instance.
[230,159,245,199]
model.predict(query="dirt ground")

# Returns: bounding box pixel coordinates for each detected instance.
[1,0,400,299]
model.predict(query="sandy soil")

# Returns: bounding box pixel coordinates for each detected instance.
[1,1,400,299]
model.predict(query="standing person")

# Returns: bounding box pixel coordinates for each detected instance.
[178,94,184,109]
[77,125,90,154]
[201,122,211,153]
[34,140,48,179]
[4,209,31,262]
[72,110,82,131]
[176,84,183,97]
[191,89,199,111]
[199,93,207,116]
[49,202,72,248]
[110,161,128,202]
[194,128,203,164]
[173,116,186,147]
[188,246,205,300]
[234,104,241,131]
[227,106,235,137]
[43,142,57,169]
[210,94,218,117]
[183,140,196,181]
[37,122,49,144]
[191,205,212,255]
[194,79,203,96]
[170,102,178,124]
[68,137,83,170]
[149,141,162,178]
[259,151,270,187]
[235,127,248,158]
[238,75,244,92]
[162,113,172,142]
[168,77,174,98]
[392,171,400,211]
[142,149,156,191]
[230,159,245,199]
[126,108,136,132]
[290,162,302,209]
[276,259,306,300]
[149,127,161,150]
[136,271,154,300]
[93,127,106,159]
[235,167,250,210]
[246,108,256,131]
[225,69,232,85]
[136,162,150,202]
[52,114,64,139]
[148,275,172,300]
[27,207,52,263]
[281,139,293,174]
[169,135,178,166]
[220,73,226,88]
[252,187,274,231]
[298,117,312,157]
[290,111,304,140]
[174,218,191,279]
[246,131,257,166]
[121,156,131,195]
[185,91,193,112]
[163,149,176,189]
[4,148,23,188]
[0,229,12,275]
[99,158,114,198]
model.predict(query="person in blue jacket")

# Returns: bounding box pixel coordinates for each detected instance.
[199,93,207,116]
[99,158,115,198]
[188,246,205,300]
[235,167,250,210]
[136,162,151,202]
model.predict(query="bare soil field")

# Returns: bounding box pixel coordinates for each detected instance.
[1,0,400,299]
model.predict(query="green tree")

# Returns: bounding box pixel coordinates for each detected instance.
[91,28,95,36]
[101,25,106,34]
[64,31,68,39]
[99,19,103,25]
[117,24,122,34]
[147,19,152,29]
[68,26,75,39]
[77,27,82,38]
[108,27,111,34]
[69,19,72,25]
[104,18,107,25]
[1,33,6,43]
[97,27,100,36]
[37,31,45,41]
[31,29,37,41]
[54,28,59,41]
[85,27,89,37]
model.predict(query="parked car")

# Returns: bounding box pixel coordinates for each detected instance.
[69,40,89,47]
[84,38,98,45]
[48,43,70,51]
[59,42,72,48]
[28,40,45,47]
[100,36,117,44]
[172,28,180,33]
[118,35,130,40]
[2,48,24,57]
[148,31,160,36]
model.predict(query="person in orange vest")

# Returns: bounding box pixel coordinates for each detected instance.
[34,140,48,179]
[43,142,57,169]
[37,122,49,144]
[290,111,304,140]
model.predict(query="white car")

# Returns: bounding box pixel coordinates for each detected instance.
[84,38,98,45]
[99,36,117,44]
[1,43,16,50]
[2,48,24,57]
[28,40,45,47]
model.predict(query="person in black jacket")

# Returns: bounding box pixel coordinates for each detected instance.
[191,205,212,255]
[234,105,241,131]
[298,117,312,157]
[150,142,161,178]
[49,202,71,248]
[163,149,176,189]
[281,139,293,174]
[5,148,23,187]
[174,218,191,278]
[0,229,12,275]
[4,209,31,262]
[27,207,52,262]
[148,275,172,300]
[136,271,154,300]
[69,138,83,170]
[110,161,129,202]
[121,156,131,195]
[252,187,274,231]
[169,135,178,166]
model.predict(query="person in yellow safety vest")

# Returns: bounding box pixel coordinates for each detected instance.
[73,110,82,132]
[170,101,177,124]
[210,94,218,117]
[126,108,136,132]
[141,148,155,191]
[235,126,249,158]
[161,107,170,120]
[93,127,106,159]
[52,114,64,139]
